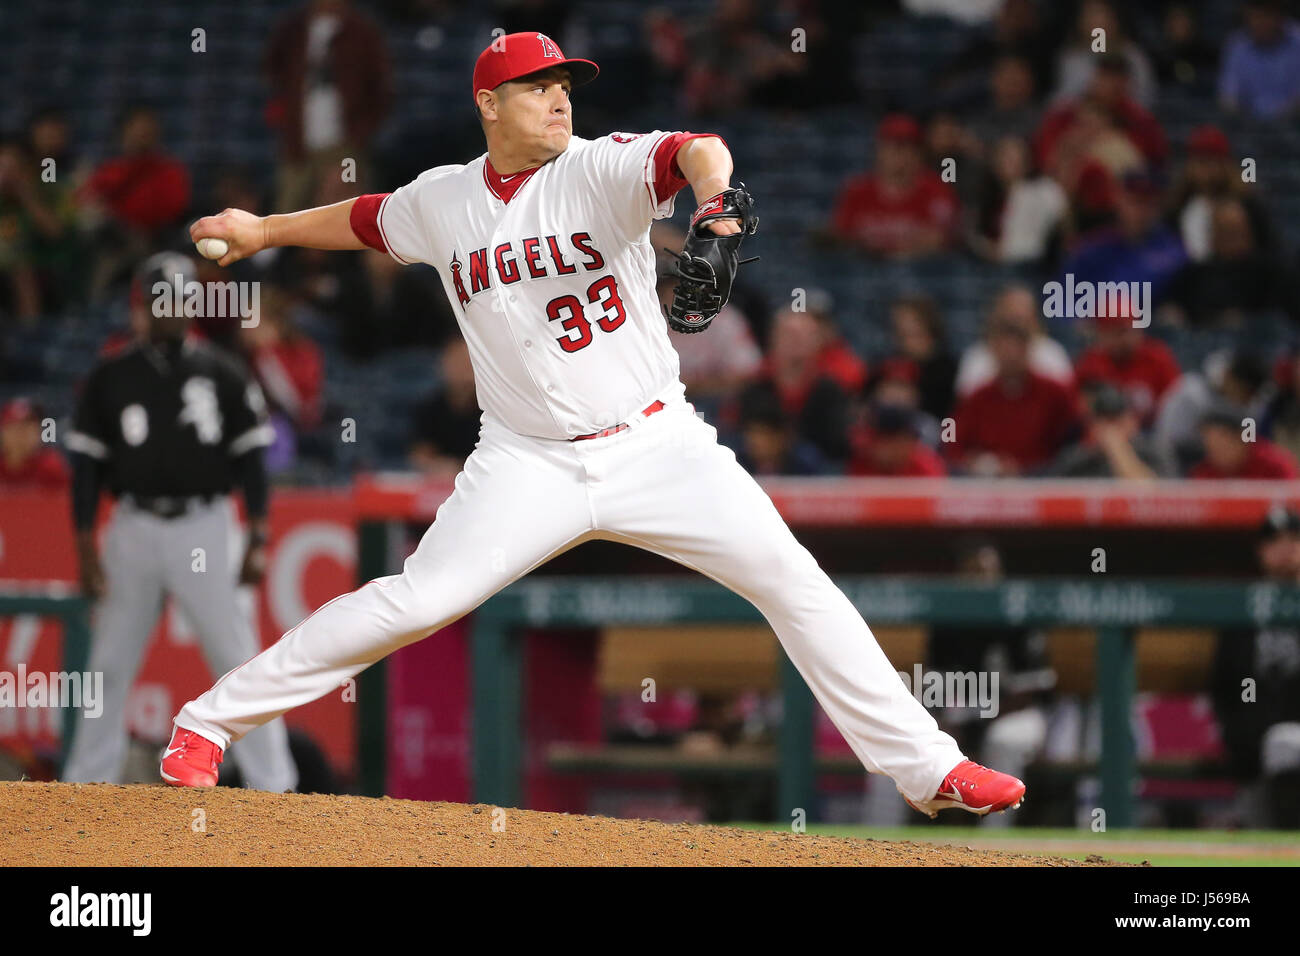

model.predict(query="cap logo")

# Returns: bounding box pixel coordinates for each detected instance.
[537,33,562,59]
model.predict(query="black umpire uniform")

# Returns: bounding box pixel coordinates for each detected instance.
[62,252,296,790]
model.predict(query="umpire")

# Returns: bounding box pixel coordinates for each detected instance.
[62,252,297,791]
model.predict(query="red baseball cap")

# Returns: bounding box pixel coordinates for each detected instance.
[1,397,40,426]
[877,114,922,144]
[1187,124,1231,157]
[472,32,599,103]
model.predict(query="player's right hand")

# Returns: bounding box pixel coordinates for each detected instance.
[75,531,105,600]
[77,555,105,601]
[189,208,268,267]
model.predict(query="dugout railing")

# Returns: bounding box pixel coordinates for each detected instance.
[0,580,91,773]
[458,575,1300,829]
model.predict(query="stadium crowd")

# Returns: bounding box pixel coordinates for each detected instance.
[2,0,1300,486]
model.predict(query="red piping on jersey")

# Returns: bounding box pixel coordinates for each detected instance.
[377,194,415,264]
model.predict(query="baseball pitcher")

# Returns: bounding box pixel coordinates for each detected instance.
[164,32,1024,818]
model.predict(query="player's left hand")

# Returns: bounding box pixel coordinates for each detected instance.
[239,543,268,585]
[663,184,759,334]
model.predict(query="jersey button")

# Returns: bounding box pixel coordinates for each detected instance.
[546,385,554,393]
[524,339,532,348]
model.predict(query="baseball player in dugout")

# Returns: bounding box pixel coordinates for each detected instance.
[64,253,297,792]
[168,32,1023,817]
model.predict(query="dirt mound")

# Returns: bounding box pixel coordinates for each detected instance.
[0,782,1108,866]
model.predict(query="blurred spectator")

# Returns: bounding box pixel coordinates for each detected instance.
[950,312,1082,476]
[1065,158,1121,238]
[1213,506,1300,828]
[1263,351,1300,465]
[1073,311,1181,426]
[1052,0,1158,108]
[361,251,459,352]
[968,53,1041,146]
[658,274,762,418]
[971,134,1067,265]
[0,398,68,490]
[734,308,851,465]
[1036,54,1168,176]
[27,107,79,178]
[0,110,84,318]
[1152,2,1221,92]
[826,114,958,259]
[1218,0,1300,120]
[847,402,945,477]
[1046,384,1173,479]
[240,286,324,473]
[956,285,1073,398]
[265,0,393,212]
[735,387,829,477]
[1164,197,1294,327]
[1156,350,1273,473]
[1062,170,1188,307]
[1168,125,1275,263]
[924,111,984,213]
[409,337,481,478]
[271,243,372,357]
[890,294,957,420]
[938,0,1055,105]
[655,0,815,116]
[0,138,56,321]
[79,106,191,300]
[804,289,867,394]
[1191,404,1299,479]
[865,358,942,447]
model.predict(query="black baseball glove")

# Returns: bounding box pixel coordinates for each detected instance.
[663,183,760,334]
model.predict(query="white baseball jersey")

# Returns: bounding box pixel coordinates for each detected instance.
[353,131,713,440]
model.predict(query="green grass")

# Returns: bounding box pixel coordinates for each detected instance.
[732,823,1300,866]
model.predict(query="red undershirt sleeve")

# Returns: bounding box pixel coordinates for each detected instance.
[349,193,390,253]
[651,132,727,205]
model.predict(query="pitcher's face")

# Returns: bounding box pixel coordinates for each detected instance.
[485,67,573,161]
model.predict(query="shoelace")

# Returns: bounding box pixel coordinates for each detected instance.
[178,732,216,769]
[943,762,993,798]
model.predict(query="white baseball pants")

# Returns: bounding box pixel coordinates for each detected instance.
[64,497,297,792]
[177,397,964,803]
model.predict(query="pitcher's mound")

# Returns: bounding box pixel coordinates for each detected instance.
[1,781,1108,866]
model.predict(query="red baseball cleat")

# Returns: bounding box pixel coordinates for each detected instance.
[905,759,1026,818]
[159,726,224,788]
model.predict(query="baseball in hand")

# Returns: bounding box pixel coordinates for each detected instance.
[195,237,229,260]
